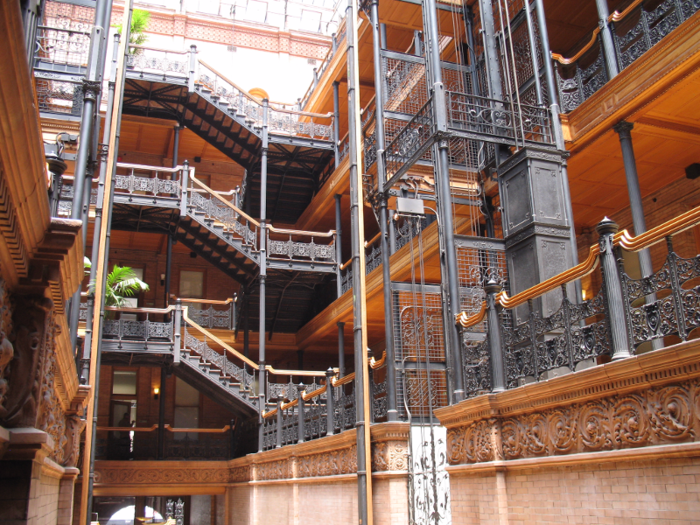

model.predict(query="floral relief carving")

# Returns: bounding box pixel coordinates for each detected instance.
[256,459,290,481]
[445,380,700,465]
[94,467,230,485]
[297,445,356,478]
[372,441,408,471]
[230,465,250,483]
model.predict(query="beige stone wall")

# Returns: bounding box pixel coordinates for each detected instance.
[450,454,700,525]
[32,469,61,525]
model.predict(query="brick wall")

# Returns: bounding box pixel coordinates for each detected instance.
[450,455,700,525]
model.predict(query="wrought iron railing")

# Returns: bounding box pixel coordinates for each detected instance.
[457,205,700,398]
[266,226,336,265]
[126,45,192,79]
[115,163,184,200]
[261,353,386,451]
[34,25,91,69]
[446,92,554,145]
[554,0,700,112]
[177,297,236,331]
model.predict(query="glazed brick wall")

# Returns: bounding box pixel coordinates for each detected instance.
[229,477,408,525]
[450,455,700,525]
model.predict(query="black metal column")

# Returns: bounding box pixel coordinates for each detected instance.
[337,321,346,377]
[164,234,173,307]
[257,99,269,453]
[425,0,464,402]
[335,194,343,297]
[524,1,543,106]
[333,82,341,168]
[370,0,398,421]
[485,281,505,392]
[477,0,504,102]
[594,0,619,79]
[157,367,167,459]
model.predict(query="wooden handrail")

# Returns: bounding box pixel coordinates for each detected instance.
[332,372,356,387]
[183,307,260,369]
[364,232,381,249]
[616,205,700,252]
[302,384,327,402]
[174,296,235,306]
[609,0,644,22]
[116,162,184,173]
[104,305,177,314]
[267,225,336,238]
[97,425,158,432]
[551,27,601,65]
[340,258,352,271]
[456,301,487,329]
[370,351,386,369]
[164,424,231,433]
[189,176,260,227]
[266,366,334,377]
[127,44,190,54]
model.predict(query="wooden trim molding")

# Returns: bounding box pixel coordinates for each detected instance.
[435,338,700,467]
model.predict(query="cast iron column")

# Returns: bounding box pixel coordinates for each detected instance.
[485,280,505,392]
[596,218,631,360]
[333,81,341,167]
[370,0,398,421]
[337,321,346,377]
[157,367,167,459]
[164,234,173,307]
[594,0,619,80]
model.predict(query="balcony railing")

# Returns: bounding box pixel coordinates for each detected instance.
[457,205,700,399]
[554,0,700,113]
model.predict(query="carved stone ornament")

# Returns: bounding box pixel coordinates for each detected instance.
[297,445,356,478]
[0,294,53,428]
[446,380,700,465]
[0,280,14,413]
[94,466,231,485]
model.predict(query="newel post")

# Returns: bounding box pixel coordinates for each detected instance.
[485,280,506,393]
[173,299,182,364]
[596,218,631,360]
[276,397,283,448]
[296,384,306,443]
[325,368,335,436]
[179,160,189,217]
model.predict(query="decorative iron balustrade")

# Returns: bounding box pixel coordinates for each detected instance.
[363,131,377,172]
[554,0,700,112]
[266,228,336,265]
[102,317,173,343]
[382,52,429,115]
[446,92,554,145]
[267,109,334,141]
[34,25,91,69]
[126,46,191,78]
[115,164,183,199]
[186,302,236,330]
[35,75,84,115]
[198,61,264,126]
[188,181,259,250]
[57,184,97,216]
[385,96,436,185]
[458,207,700,401]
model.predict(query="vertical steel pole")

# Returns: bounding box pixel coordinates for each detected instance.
[370,0,398,422]
[157,367,167,459]
[81,3,133,521]
[425,0,465,402]
[524,0,543,106]
[335,194,344,297]
[347,0,373,520]
[325,368,335,436]
[337,321,346,377]
[257,99,269,453]
[333,81,341,168]
[164,234,173,307]
[594,0,619,79]
[477,0,504,102]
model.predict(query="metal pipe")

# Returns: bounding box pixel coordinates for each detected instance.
[164,235,173,308]
[172,124,180,169]
[347,0,373,521]
[594,0,619,79]
[370,0,398,422]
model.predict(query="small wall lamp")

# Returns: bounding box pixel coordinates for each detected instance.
[153,386,160,400]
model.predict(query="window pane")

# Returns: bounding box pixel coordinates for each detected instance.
[179,270,204,298]
[175,377,200,407]
[112,370,137,395]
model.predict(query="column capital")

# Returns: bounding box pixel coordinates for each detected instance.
[613,120,634,137]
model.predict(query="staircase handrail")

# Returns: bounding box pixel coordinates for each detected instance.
[183,305,260,370]
[116,162,184,173]
[104,305,177,314]
[188,175,260,227]
[197,59,266,107]
[127,44,191,55]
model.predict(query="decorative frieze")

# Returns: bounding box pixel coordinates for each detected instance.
[437,340,700,466]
